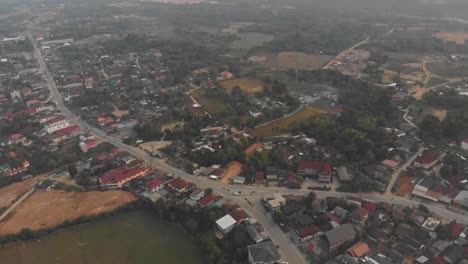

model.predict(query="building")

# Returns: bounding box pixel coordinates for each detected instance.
[145,178,164,192]
[453,191,468,209]
[167,178,188,193]
[79,139,97,153]
[216,214,237,234]
[297,160,332,183]
[349,207,369,225]
[10,89,21,102]
[190,189,205,201]
[99,166,150,188]
[292,226,322,243]
[44,115,69,134]
[346,242,370,258]
[461,138,468,151]
[244,143,263,156]
[199,193,215,207]
[325,224,357,252]
[336,166,352,182]
[263,193,286,211]
[247,241,281,264]
[414,151,441,169]
[8,133,26,145]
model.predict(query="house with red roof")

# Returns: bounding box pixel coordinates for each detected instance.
[167,178,188,193]
[79,139,97,153]
[349,207,369,226]
[451,223,465,239]
[297,160,332,183]
[8,133,26,145]
[414,151,442,169]
[94,153,108,161]
[199,193,215,207]
[230,208,249,222]
[255,171,266,184]
[461,138,468,151]
[291,226,322,243]
[346,242,370,258]
[2,160,30,177]
[99,165,150,188]
[146,178,164,192]
[45,115,69,134]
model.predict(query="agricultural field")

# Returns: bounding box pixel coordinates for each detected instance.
[229,33,274,50]
[218,77,266,95]
[434,31,468,45]
[249,107,328,138]
[276,52,331,70]
[426,61,468,79]
[191,90,224,115]
[426,77,448,88]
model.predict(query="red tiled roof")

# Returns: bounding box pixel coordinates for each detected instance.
[146,178,164,190]
[295,226,321,238]
[297,160,332,175]
[221,203,234,212]
[46,115,66,125]
[462,138,468,144]
[361,200,377,214]
[255,171,265,181]
[84,139,96,145]
[100,166,148,184]
[346,242,370,257]
[199,193,215,207]
[244,143,263,156]
[324,212,343,224]
[350,207,369,221]
[451,223,464,238]
[447,175,463,187]
[167,178,188,191]
[94,153,108,160]
[110,148,124,156]
[415,151,440,165]
[55,125,79,135]
[9,133,24,141]
[230,208,249,222]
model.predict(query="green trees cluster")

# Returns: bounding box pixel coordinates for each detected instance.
[419,111,468,143]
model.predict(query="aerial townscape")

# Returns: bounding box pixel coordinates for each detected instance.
[0,0,468,263]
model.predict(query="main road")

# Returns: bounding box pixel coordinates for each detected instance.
[28,30,468,264]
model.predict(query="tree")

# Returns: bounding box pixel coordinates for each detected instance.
[304,191,317,209]
[419,115,441,142]
[67,165,78,178]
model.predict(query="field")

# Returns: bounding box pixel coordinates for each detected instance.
[396,175,414,196]
[426,61,468,79]
[218,78,266,95]
[191,90,224,115]
[0,190,136,236]
[249,107,327,137]
[229,33,274,50]
[426,77,448,88]
[435,31,468,45]
[220,161,243,184]
[276,52,331,70]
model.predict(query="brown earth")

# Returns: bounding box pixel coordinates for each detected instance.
[0,190,136,236]
[218,78,265,95]
[0,177,45,209]
[220,161,243,184]
[277,52,331,70]
[435,31,468,45]
[396,175,414,196]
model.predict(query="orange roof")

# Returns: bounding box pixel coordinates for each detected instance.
[346,242,370,257]
[382,159,398,168]
[243,143,263,156]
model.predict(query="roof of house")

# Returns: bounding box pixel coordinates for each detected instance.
[167,178,188,191]
[462,138,468,144]
[350,207,369,221]
[451,223,464,238]
[199,193,215,207]
[361,200,377,214]
[146,178,164,189]
[337,166,352,181]
[46,115,66,125]
[296,226,321,238]
[325,224,356,246]
[247,241,281,263]
[382,159,399,168]
[9,133,24,141]
[297,160,332,175]
[244,143,263,156]
[346,242,370,257]
[255,171,265,181]
[216,214,236,230]
[415,151,441,165]
[100,166,148,184]
[55,125,80,135]
[324,212,344,224]
[230,208,249,222]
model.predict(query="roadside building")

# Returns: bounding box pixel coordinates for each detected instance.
[325,224,357,253]
[291,226,322,243]
[99,166,150,188]
[297,160,332,183]
[336,166,352,182]
[216,214,237,234]
[45,115,69,134]
[414,151,442,169]
[247,241,281,264]
[145,178,164,192]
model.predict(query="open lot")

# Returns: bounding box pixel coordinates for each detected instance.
[0,178,38,209]
[229,33,274,50]
[396,175,414,197]
[426,76,448,88]
[426,61,468,79]
[249,107,328,138]
[0,190,136,236]
[192,90,224,115]
[276,52,331,70]
[220,161,243,184]
[434,31,468,45]
[218,77,266,95]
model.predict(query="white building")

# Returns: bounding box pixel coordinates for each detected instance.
[461,139,468,151]
[216,214,237,234]
[45,115,69,134]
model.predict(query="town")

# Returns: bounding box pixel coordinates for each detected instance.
[0,1,468,264]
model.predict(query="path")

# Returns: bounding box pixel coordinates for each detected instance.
[323,37,370,69]
[403,108,418,129]
[0,187,35,222]
[384,146,425,195]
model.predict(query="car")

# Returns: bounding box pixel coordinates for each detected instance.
[233,192,239,196]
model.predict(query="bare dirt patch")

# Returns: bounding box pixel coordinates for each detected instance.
[218,78,265,95]
[409,85,427,100]
[431,109,448,121]
[277,52,331,70]
[396,175,414,196]
[220,161,243,184]
[381,68,398,84]
[0,177,45,209]
[0,190,136,236]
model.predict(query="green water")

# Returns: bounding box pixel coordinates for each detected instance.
[0,210,205,264]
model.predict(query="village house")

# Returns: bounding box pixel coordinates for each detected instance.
[190,189,205,201]
[79,139,97,153]
[346,242,370,258]
[414,151,442,169]
[325,224,357,253]
[461,138,468,151]
[145,178,164,192]
[247,241,281,264]
[349,207,369,226]
[216,214,237,234]
[99,165,150,188]
[263,193,286,211]
[336,166,352,182]
[297,160,332,183]
[167,178,188,193]
[291,226,322,243]
[44,115,69,134]
[8,133,26,145]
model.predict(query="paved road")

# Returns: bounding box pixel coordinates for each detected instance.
[28,30,468,263]
[0,187,35,222]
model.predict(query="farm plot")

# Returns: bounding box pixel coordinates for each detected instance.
[434,31,468,45]
[277,52,331,70]
[218,78,266,95]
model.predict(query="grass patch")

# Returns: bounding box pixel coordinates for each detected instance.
[249,107,328,137]
[426,62,468,79]
[426,77,448,88]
